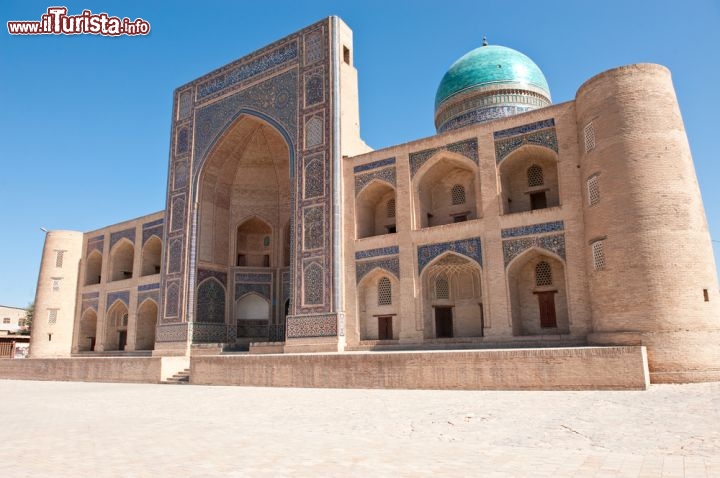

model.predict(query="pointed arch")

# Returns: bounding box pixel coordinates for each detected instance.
[196,277,226,324]
[109,239,135,281]
[235,215,273,267]
[413,151,478,229]
[77,308,97,352]
[498,144,559,214]
[355,179,397,239]
[135,298,158,351]
[141,235,162,276]
[356,268,400,341]
[85,250,102,285]
[506,247,569,336]
[235,292,271,321]
[105,300,129,351]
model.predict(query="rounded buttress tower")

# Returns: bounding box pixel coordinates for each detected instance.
[29,230,83,358]
[575,64,720,382]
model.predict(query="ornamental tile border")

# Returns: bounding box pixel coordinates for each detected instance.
[501,220,564,238]
[355,167,396,196]
[197,269,227,287]
[106,290,130,309]
[286,314,337,338]
[417,238,482,274]
[353,157,396,173]
[356,257,400,283]
[355,246,399,260]
[493,118,555,139]
[109,228,135,249]
[410,138,478,177]
[235,272,273,283]
[138,283,160,291]
[502,233,566,267]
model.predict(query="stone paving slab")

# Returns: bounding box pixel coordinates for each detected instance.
[0,380,718,477]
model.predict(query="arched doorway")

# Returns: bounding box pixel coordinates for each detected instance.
[105,301,129,351]
[196,114,291,340]
[420,253,484,339]
[78,308,97,352]
[507,248,569,335]
[356,269,399,340]
[135,299,158,350]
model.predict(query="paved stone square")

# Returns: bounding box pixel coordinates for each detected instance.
[1,379,719,477]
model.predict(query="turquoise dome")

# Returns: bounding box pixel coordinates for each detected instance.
[434,44,552,132]
[435,45,550,109]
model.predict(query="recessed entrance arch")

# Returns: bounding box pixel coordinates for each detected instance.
[195,113,293,341]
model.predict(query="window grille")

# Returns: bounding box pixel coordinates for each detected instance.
[378,277,392,305]
[55,250,65,268]
[48,309,58,325]
[592,240,606,271]
[450,184,466,205]
[527,165,544,187]
[587,175,600,206]
[435,278,450,300]
[535,261,553,286]
[584,122,596,152]
[386,198,396,218]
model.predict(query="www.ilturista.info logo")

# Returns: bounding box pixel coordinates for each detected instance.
[7,7,150,36]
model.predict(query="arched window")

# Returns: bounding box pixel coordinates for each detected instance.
[451,184,466,205]
[386,198,396,218]
[435,277,450,300]
[527,165,544,187]
[535,261,552,286]
[378,277,392,305]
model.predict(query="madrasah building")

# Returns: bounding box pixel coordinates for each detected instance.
[28,17,720,385]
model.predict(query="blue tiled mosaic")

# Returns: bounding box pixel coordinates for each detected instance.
[156,323,188,342]
[356,257,400,283]
[235,272,272,283]
[305,73,324,106]
[197,42,298,99]
[410,138,478,177]
[236,283,271,301]
[493,118,555,139]
[501,221,564,239]
[143,218,164,228]
[142,224,164,245]
[196,278,225,323]
[304,157,324,199]
[417,238,482,274]
[494,121,558,163]
[355,167,396,196]
[82,292,99,299]
[170,196,185,232]
[303,206,324,250]
[164,281,180,318]
[138,283,160,291]
[81,299,98,313]
[198,269,227,287]
[190,323,231,343]
[87,235,104,255]
[137,290,159,306]
[353,157,396,174]
[168,239,182,274]
[502,233,566,266]
[106,291,130,309]
[193,70,298,168]
[176,127,189,154]
[439,105,536,133]
[286,314,336,338]
[109,228,135,249]
[303,262,323,305]
[355,246,399,260]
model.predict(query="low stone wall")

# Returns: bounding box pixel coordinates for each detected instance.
[0,357,164,383]
[192,346,650,390]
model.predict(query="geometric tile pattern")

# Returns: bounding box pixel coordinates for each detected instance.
[109,229,135,249]
[502,233,566,267]
[356,257,400,283]
[87,235,104,255]
[355,246,400,260]
[106,291,130,310]
[190,323,233,343]
[286,314,337,338]
[235,283,271,301]
[305,73,324,107]
[355,167,396,196]
[138,283,160,291]
[155,323,188,343]
[353,157,396,174]
[235,272,272,283]
[493,118,556,140]
[197,269,227,287]
[410,138,478,177]
[417,237,482,274]
[494,119,558,163]
[197,42,298,100]
[501,220,564,239]
[196,278,226,323]
[142,219,164,245]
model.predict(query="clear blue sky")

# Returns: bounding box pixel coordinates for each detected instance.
[1,0,719,307]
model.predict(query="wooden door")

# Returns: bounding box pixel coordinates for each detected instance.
[537,292,557,328]
[378,316,393,340]
[435,307,453,338]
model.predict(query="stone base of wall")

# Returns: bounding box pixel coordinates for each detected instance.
[191,346,650,390]
[0,357,165,383]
